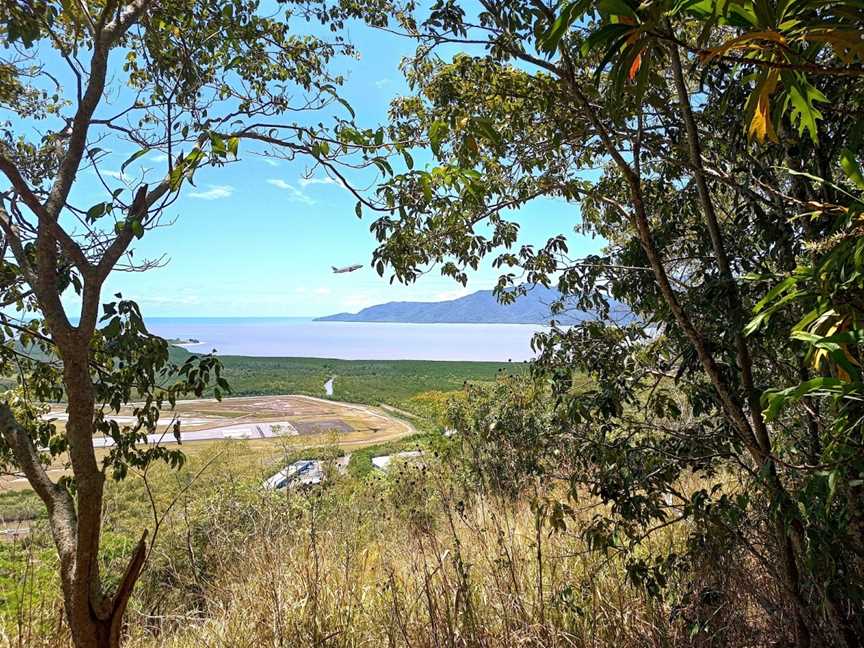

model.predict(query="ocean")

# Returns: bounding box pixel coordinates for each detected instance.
[145,317,546,362]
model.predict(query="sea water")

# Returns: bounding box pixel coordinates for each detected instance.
[146,317,545,362]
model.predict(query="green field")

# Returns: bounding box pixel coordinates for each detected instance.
[186,351,527,407]
[7,347,526,410]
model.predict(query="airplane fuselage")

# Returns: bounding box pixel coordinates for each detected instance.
[332,264,362,274]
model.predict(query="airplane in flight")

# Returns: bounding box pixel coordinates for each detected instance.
[332,264,363,274]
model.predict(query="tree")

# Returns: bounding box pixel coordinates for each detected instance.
[365,1,864,645]
[0,2,392,646]
[447,375,558,498]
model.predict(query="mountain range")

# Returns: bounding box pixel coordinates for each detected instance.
[316,286,611,324]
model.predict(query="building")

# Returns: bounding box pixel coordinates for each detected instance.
[263,459,324,489]
[371,450,423,472]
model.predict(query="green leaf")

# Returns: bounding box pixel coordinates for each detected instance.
[402,150,414,170]
[86,202,109,223]
[762,377,846,420]
[120,147,151,173]
[209,133,226,156]
[745,287,801,335]
[336,96,355,119]
[539,0,590,54]
[227,136,240,158]
[784,77,828,144]
[753,275,796,313]
[429,121,448,157]
[372,157,393,176]
[840,148,864,190]
[598,0,637,19]
[581,23,635,58]
[312,141,330,158]
[474,118,502,148]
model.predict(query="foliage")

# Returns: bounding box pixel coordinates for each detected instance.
[747,170,864,442]
[405,388,465,426]
[0,490,44,522]
[357,1,864,645]
[0,1,399,645]
[537,0,863,144]
[346,432,436,477]
[446,376,559,497]
[4,447,725,648]
[0,538,59,632]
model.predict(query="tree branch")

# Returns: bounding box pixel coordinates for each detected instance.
[0,155,93,273]
[0,401,76,563]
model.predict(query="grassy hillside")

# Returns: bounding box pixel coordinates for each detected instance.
[2,441,693,648]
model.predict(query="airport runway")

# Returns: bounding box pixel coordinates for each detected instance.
[91,419,299,448]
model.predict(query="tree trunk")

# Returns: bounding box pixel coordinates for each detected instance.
[68,610,129,648]
[55,339,148,648]
[666,38,814,648]
[61,529,147,648]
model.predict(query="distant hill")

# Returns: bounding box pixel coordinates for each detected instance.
[316,286,616,324]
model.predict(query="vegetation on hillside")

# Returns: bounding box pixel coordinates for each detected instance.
[1,381,797,647]
[354,1,864,646]
[316,285,614,323]
[1,1,864,647]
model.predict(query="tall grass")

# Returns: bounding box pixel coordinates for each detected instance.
[2,449,788,648]
[128,478,676,647]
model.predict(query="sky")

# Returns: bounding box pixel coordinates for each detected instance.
[39,8,604,318]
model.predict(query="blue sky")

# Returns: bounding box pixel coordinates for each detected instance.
[51,12,603,318]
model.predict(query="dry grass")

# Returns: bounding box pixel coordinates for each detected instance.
[119,460,686,648]
[2,453,788,648]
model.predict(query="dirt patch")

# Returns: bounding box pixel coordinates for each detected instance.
[292,419,354,435]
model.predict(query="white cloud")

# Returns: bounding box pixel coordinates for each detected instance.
[343,293,376,309]
[315,287,332,295]
[138,294,203,306]
[267,178,291,190]
[374,78,392,89]
[260,158,280,167]
[149,153,169,163]
[189,184,234,200]
[298,175,351,196]
[298,176,336,188]
[266,178,315,205]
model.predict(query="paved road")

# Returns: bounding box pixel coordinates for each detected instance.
[92,420,299,448]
